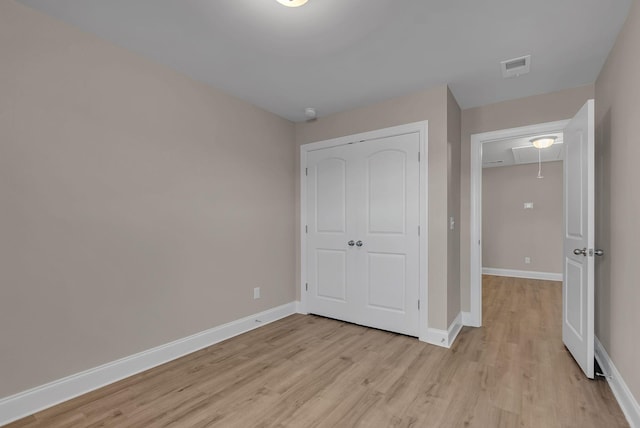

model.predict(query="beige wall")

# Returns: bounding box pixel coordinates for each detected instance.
[0,1,295,398]
[446,89,462,325]
[482,162,563,274]
[460,84,595,311]
[594,0,640,405]
[295,85,456,330]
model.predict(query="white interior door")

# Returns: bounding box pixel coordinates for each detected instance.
[352,134,420,336]
[306,144,357,324]
[306,133,420,336]
[563,99,595,379]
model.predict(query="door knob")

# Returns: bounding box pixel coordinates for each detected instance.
[348,240,355,247]
[594,249,604,256]
[573,248,587,256]
[356,240,364,247]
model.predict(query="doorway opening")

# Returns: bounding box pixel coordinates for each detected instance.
[468,120,569,327]
[470,100,596,380]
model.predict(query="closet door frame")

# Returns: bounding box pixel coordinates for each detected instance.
[300,121,429,342]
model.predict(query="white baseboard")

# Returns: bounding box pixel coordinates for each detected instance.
[448,312,463,346]
[424,327,448,347]
[295,301,308,315]
[462,311,481,327]
[482,267,562,282]
[0,302,297,427]
[594,337,640,428]
[425,312,463,349]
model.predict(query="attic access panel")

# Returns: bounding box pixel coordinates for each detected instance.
[512,143,563,165]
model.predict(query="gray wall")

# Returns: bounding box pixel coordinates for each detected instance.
[595,0,640,406]
[482,162,563,274]
[0,1,296,398]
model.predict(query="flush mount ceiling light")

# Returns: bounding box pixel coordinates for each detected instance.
[530,136,557,149]
[530,136,557,179]
[276,0,309,7]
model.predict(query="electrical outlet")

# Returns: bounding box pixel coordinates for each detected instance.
[524,257,531,264]
[253,287,261,299]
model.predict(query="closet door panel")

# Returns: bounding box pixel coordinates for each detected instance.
[306,145,358,323]
[367,149,407,235]
[354,133,420,336]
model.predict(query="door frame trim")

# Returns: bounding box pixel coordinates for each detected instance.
[300,121,429,341]
[468,119,569,327]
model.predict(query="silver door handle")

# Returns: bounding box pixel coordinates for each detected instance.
[348,240,355,247]
[594,249,604,256]
[573,248,587,256]
[356,240,364,247]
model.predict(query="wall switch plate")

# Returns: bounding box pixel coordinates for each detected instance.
[524,257,531,264]
[524,202,534,209]
[253,287,261,299]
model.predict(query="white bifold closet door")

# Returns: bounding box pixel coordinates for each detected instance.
[306,132,420,336]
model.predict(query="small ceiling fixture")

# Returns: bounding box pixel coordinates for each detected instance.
[304,107,317,120]
[276,0,308,7]
[530,136,557,178]
[530,136,557,149]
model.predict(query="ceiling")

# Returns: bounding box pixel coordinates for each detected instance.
[482,133,563,168]
[18,0,632,122]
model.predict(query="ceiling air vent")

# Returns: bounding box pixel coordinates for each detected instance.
[501,55,531,78]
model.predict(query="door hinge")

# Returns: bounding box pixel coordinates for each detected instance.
[418,225,420,236]
[305,168,308,176]
[305,283,308,291]
[418,152,421,162]
[305,225,308,234]
[418,300,420,310]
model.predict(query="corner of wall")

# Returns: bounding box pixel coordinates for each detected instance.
[424,311,463,349]
[446,86,462,326]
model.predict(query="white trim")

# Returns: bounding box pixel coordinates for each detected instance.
[0,302,297,427]
[299,121,429,342]
[300,143,309,319]
[469,120,570,328]
[301,121,428,153]
[595,337,640,428]
[425,327,448,348]
[295,300,307,315]
[482,267,563,281]
[425,312,462,349]
[461,311,476,327]
[448,312,463,347]
[417,122,429,343]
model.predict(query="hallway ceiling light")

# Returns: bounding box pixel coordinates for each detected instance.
[276,0,309,7]
[530,136,557,179]
[530,136,557,149]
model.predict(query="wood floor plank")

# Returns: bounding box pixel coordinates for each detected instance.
[5,276,630,427]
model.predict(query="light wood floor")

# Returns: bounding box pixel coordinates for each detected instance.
[7,276,628,427]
